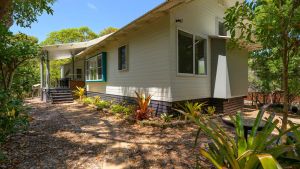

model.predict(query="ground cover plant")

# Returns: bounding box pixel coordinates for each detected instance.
[177,103,300,169]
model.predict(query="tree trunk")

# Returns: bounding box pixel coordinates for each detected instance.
[0,0,13,27]
[281,49,289,144]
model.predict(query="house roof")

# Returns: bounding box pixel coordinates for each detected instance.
[75,0,190,58]
[42,33,112,60]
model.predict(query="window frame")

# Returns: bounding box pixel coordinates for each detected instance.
[118,45,129,71]
[85,52,107,82]
[176,28,208,77]
[216,17,227,36]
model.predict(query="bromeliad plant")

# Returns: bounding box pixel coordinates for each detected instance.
[176,106,299,169]
[135,91,153,120]
[177,102,206,120]
[73,86,85,101]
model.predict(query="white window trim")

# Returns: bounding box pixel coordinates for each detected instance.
[118,44,129,72]
[86,53,103,81]
[176,28,209,77]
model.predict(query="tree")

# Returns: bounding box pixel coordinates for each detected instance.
[42,26,98,45]
[0,31,40,91]
[225,0,300,134]
[99,26,118,37]
[0,0,55,28]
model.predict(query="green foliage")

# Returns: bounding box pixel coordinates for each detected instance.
[181,107,296,169]
[160,113,173,123]
[99,26,118,37]
[49,58,70,86]
[93,96,101,105]
[0,0,55,28]
[95,100,111,110]
[206,106,216,115]
[110,104,135,117]
[224,0,300,132]
[42,26,98,45]
[82,97,93,105]
[111,104,126,114]
[135,91,153,120]
[0,27,40,92]
[0,93,29,158]
[73,87,85,101]
[177,102,206,119]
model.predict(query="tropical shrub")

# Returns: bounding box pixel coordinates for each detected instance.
[177,102,206,119]
[73,86,85,101]
[110,104,135,118]
[206,106,216,115]
[0,96,29,160]
[82,97,93,105]
[160,113,173,123]
[177,106,297,169]
[93,96,101,105]
[111,104,126,114]
[95,100,111,110]
[135,91,153,120]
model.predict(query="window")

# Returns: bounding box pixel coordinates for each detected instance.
[195,36,207,75]
[76,69,82,79]
[218,21,227,36]
[86,53,106,81]
[118,45,128,71]
[178,30,207,75]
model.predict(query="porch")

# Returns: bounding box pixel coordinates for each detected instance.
[40,39,102,103]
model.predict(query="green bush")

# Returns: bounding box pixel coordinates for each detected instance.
[82,97,93,105]
[206,106,216,115]
[0,93,29,161]
[176,106,298,169]
[111,104,126,114]
[160,113,173,122]
[93,96,101,105]
[110,104,135,117]
[95,100,111,110]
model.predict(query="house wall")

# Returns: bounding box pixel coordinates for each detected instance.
[86,15,172,102]
[227,48,248,97]
[169,0,228,101]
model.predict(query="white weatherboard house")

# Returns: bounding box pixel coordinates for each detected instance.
[41,0,250,114]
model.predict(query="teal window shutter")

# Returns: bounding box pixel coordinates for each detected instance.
[102,52,107,82]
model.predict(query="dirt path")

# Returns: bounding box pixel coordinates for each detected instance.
[1,98,210,169]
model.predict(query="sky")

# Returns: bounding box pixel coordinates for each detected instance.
[10,0,165,42]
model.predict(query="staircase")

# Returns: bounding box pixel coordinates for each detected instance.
[49,88,74,104]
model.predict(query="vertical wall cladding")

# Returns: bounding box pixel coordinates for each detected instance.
[169,0,227,101]
[86,14,172,102]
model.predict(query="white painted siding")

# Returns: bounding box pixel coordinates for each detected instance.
[86,15,172,101]
[169,0,228,101]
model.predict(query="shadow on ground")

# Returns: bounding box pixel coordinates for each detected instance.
[1,98,215,169]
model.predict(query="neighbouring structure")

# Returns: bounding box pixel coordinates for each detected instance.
[41,0,251,114]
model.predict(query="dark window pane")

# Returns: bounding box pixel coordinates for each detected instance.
[118,46,127,70]
[218,22,227,36]
[178,30,193,74]
[195,36,207,75]
[76,69,82,79]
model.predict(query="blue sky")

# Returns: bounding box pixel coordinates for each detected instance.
[10,0,164,42]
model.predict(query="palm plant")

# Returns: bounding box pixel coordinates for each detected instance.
[176,107,299,169]
[177,102,206,120]
[73,86,85,101]
[135,91,152,120]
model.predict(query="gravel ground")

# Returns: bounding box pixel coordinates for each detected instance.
[0,98,215,169]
